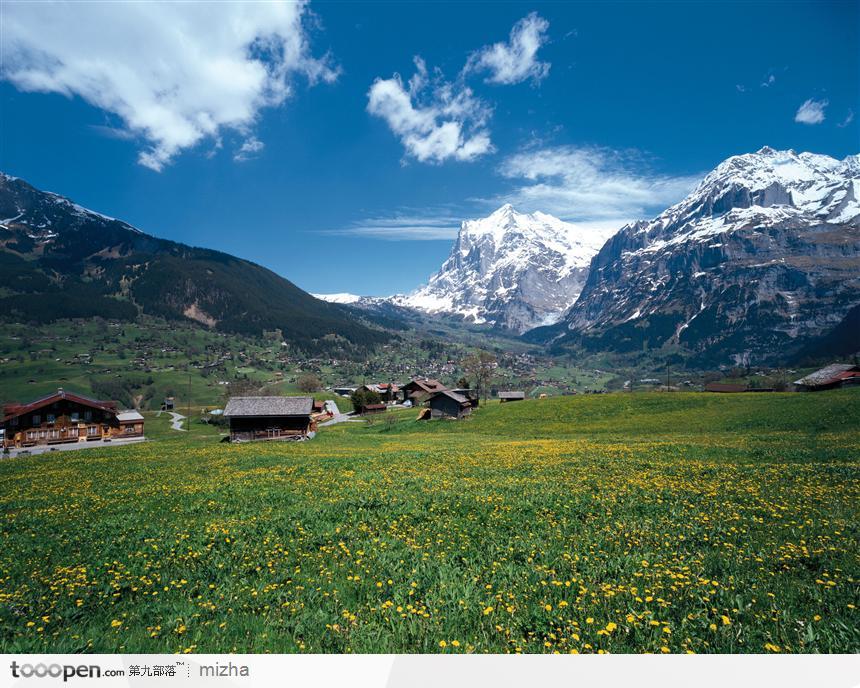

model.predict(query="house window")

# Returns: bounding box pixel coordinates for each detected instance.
[33,414,41,425]
[50,429,59,439]
[47,414,56,424]
[87,426,99,436]
[84,411,92,421]
[124,425,136,433]
[39,430,47,439]
[71,412,80,423]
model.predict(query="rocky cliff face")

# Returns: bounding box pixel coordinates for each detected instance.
[552,148,860,364]
[391,204,616,333]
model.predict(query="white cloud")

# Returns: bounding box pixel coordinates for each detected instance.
[1,1,337,170]
[367,57,493,164]
[233,136,265,162]
[464,12,551,85]
[794,98,828,125]
[838,109,854,128]
[329,212,462,240]
[495,145,701,221]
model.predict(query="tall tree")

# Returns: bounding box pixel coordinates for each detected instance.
[461,350,497,401]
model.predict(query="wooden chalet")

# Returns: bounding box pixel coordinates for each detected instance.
[498,391,526,402]
[428,390,472,419]
[1,388,144,449]
[224,396,315,442]
[402,379,447,403]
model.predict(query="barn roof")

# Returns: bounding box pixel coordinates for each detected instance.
[793,364,860,387]
[2,388,117,421]
[498,391,526,399]
[224,396,314,417]
[430,390,470,406]
[116,411,144,422]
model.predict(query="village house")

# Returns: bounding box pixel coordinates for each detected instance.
[401,379,447,404]
[224,396,316,442]
[356,382,401,403]
[428,390,472,419]
[498,391,526,403]
[1,388,144,450]
[793,363,860,391]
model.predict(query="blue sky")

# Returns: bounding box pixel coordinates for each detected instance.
[1,1,857,295]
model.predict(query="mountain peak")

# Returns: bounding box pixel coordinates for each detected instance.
[393,206,619,332]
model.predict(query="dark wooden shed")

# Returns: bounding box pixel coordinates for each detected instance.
[224,396,314,442]
[428,390,472,419]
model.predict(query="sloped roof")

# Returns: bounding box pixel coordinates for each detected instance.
[794,364,860,387]
[430,390,470,406]
[116,411,144,422]
[2,388,117,421]
[498,391,526,399]
[405,379,447,394]
[224,396,314,417]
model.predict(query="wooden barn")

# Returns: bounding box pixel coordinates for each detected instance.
[224,396,315,442]
[451,388,479,407]
[428,390,472,419]
[1,388,144,449]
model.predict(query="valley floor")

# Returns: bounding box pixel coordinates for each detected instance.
[0,391,858,653]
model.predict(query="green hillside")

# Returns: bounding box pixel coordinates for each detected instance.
[0,173,388,354]
[1,390,857,653]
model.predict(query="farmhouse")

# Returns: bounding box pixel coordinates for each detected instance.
[498,391,526,402]
[793,364,860,391]
[224,396,315,442]
[428,390,472,419]
[1,388,144,449]
[402,379,447,403]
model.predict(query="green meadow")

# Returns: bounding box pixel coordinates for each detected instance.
[1,391,857,653]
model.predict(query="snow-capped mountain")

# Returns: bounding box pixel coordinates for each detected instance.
[387,204,617,333]
[544,147,860,363]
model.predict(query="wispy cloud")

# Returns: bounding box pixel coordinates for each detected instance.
[233,136,264,162]
[794,98,828,125]
[837,109,854,128]
[494,145,702,222]
[463,12,551,85]
[327,212,462,241]
[1,1,337,171]
[367,57,493,164]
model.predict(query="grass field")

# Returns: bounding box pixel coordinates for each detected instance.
[1,391,858,654]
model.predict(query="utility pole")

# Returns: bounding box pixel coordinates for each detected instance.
[187,371,192,434]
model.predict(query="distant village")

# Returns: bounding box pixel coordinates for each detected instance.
[2,363,858,456]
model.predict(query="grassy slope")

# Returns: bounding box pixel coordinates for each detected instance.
[0,391,857,653]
